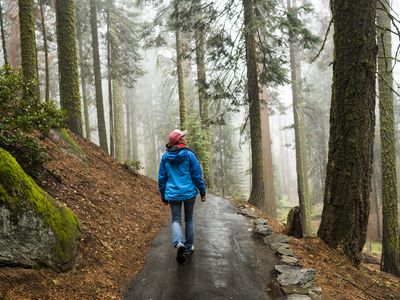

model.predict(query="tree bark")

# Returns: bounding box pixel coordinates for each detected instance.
[39,0,49,102]
[318,0,377,265]
[194,10,212,189]
[113,80,125,162]
[174,0,187,130]
[18,0,39,98]
[377,0,400,276]
[126,96,132,160]
[6,1,21,68]
[106,0,114,157]
[76,11,90,141]
[287,0,311,236]
[243,0,265,209]
[90,0,108,153]
[260,87,277,217]
[0,1,8,65]
[131,98,138,161]
[55,0,83,136]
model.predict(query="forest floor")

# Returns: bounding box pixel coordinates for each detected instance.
[235,201,400,300]
[0,130,399,299]
[0,130,169,299]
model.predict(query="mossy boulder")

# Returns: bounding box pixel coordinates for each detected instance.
[0,148,81,271]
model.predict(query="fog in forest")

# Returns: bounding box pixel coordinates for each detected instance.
[1,0,399,254]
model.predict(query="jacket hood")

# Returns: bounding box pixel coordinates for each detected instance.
[165,147,190,164]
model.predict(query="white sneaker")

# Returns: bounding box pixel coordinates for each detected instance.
[184,245,194,255]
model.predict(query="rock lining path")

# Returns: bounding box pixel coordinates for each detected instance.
[125,195,284,300]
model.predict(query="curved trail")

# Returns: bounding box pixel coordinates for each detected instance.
[125,195,283,300]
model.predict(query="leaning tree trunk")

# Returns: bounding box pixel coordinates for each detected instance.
[18,0,39,98]
[287,0,311,236]
[194,17,213,189]
[55,0,83,136]
[243,0,265,209]
[90,0,108,153]
[0,1,8,65]
[39,0,49,101]
[377,0,400,276]
[318,0,377,265]
[174,0,187,130]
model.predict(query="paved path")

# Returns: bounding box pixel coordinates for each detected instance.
[125,195,283,300]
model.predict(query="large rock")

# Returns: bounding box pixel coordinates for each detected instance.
[277,268,316,287]
[0,148,81,271]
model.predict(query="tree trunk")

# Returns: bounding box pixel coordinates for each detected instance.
[194,16,213,189]
[6,1,21,68]
[372,171,382,240]
[113,80,125,162]
[55,0,83,136]
[106,0,114,157]
[18,0,39,98]
[131,99,138,161]
[260,87,277,217]
[76,13,90,141]
[243,0,265,209]
[0,1,8,65]
[219,125,225,196]
[90,0,108,153]
[318,0,377,265]
[377,0,400,276]
[287,0,311,236]
[174,0,187,130]
[126,96,132,160]
[39,0,49,102]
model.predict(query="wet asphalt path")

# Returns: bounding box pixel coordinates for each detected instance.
[125,194,283,300]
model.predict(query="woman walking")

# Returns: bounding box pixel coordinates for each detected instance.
[158,129,207,264]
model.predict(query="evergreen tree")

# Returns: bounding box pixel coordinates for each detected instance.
[243,0,265,209]
[318,0,377,264]
[0,0,8,65]
[55,0,83,136]
[113,80,125,162]
[18,0,39,98]
[105,0,142,158]
[76,0,91,141]
[193,0,212,189]
[287,0,311,235]
[174,0,187,130]
[39,0,50,102]
[377,0,400,276]
[90,0,108,153]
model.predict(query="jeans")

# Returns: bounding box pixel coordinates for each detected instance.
[169,197,196,250]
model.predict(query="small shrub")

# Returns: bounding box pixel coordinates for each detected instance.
[124,160,144,171]
[0,66,65,175]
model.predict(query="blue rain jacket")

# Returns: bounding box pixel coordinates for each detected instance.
[158,146,206,201]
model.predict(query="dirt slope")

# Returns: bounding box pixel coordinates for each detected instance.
[0,131,169,299]
[236,202,400,300]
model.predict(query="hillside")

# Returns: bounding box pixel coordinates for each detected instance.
[0,130,168,299]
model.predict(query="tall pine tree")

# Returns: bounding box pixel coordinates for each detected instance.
[55,0,83,136]
[377,0,400,276]
[318,0,377,264]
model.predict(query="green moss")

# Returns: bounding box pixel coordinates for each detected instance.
[0,147,81,265]
[57,129,88,165]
